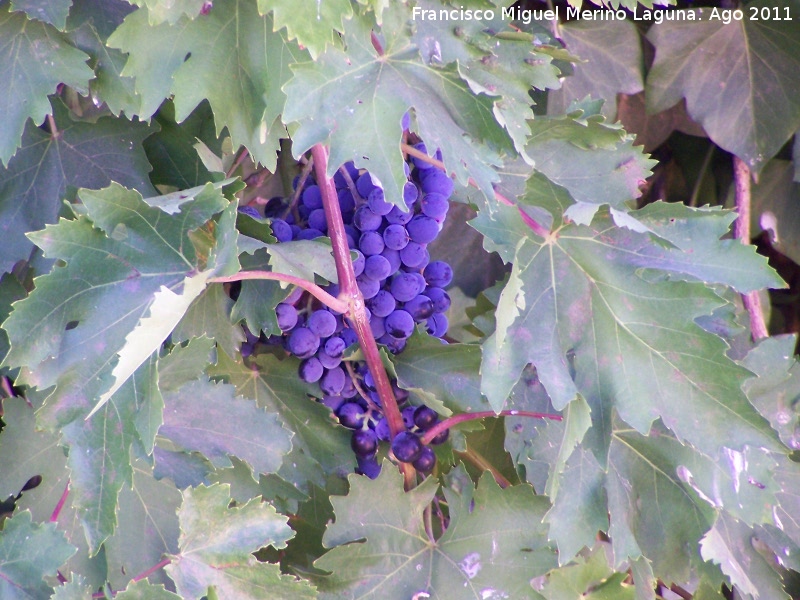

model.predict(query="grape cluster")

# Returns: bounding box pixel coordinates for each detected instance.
[238,143,454,477]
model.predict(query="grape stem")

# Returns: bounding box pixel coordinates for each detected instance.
[210,270,348,314]
[400,142,550,239]
[456,447,512,489]
[733,156,769,341]
[50,480,70,523]
[309,145,406,443]
[419,410,562,446]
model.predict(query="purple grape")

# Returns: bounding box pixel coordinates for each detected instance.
[321,365,346,395]
[308,310,337,338]
[403,182,419,207]
[351,249,365,277]
[420,193,449,221]
[364,254,392,280]
[238,205,261,218]
[420,170,454,197]
[287,327,320,359]
[359,231,385,256]
[302,185,323,209]
[290,224,301,238]
[374,417,391,441]
[370,316,386,339]
[367,289,396,318]
[324,336,346,357]
[399,242,428,268]
[353,206,382,231]
[308,208,327,232]
[426,287,451,313]
[297,228,324,241]
[393,383,410,404]
[390,272,423,302]
[317,348,342,369]
[402,406,416,429]
[275,303,298,331]
[385,309,415,338]
[392,431,424,463]
[386,205,414,225]
[401,111,411,130]
[430,427,449,445]
[340,327,358,347]
[337,189,356,212]
[351,429,379,458]
[356,173,376,197]
[381,334,407,354]
[404,294,434,321]
[337,401,366,429]
[413,405,438,430]
[356,455,381,479]
[321,394,346,413]
[424,261,453,288]
[426,313,448,338]
[367,188,393,216]
[381,248,402,272]
[412,447,436,473]
[407,215,440,244]
[412,143,434,170]
[383,224,410,251]
[299,357,324,383]
[357,274,381,299]
[270,218,293,242]
[342,376,357,398]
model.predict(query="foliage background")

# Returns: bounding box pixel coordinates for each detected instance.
[2,0,800,599]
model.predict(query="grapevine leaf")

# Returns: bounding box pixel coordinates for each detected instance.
[159,378,293,477]
[0,511,76,600]
[257,0,352,59]
[103,461,181,591]
[316,466,556,599]
[391,330,489,415]
[524,114,655,224]
[50,574,93,600]
[129,0,207,24]
[700,512,790,599]
[478,205,782,458]
[172,283,245,359]
[108,0,307,170]
[157,336,216,392]
[209,351,355,491]
[267,240,341,284]
[740,335,800,450]
[0,5,93,166]
[231,255,291,337]
[0,99,156,274]
[749,160,800,266]
[66,0,134,39]
[539,545,634,600]
[283,5,510,205]
[115,579,182,600]
[10,0,71,29]
[646,1,800,172]
[771,453,800,549]
[547,19,644,120]
[165,483,316,600]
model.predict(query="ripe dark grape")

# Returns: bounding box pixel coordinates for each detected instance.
[353,205,382,231]
[364,254,392,280]
[403,181,419,207]
[366,289,396,318]
[299,357,324,383]
[426,313,449,338]
[412,142,435,170]
[383,224,410,250]
[385,310,415,339]
[430,427,450,445]
[324,336,346,358]
[270,218,293,242]
[357,274,381,299]
[308,208,327,231]
[367,188,393,216]
[412,447,436,473]
[320,365,346,395]
[425,287,450,314]
[287,327,320,359]
[356,455,381,479]
[404,294,434,321]
[337,189,356,212]
[386,205,414,225]
[297,228,324,241]
[391,431,424,463]
[337,401,366,429]
[321,394,346,413]
[238,205,261,219]
[351,429,379,458]
[390,272,422,302]
[307,310,337,338]
[399,242,428,268]
[374,417,391,441]
[402,406,416,429]
[424,261,453,288]
[420,170,454,197]
[407,215,440,244]
[420,193,449,222]
[302,185,323,209]
[356,173,375,197]
[370,316,386,339]
[413,405,438,430]
[317,348,342,369]
[359,231,385,256]
[351,249,366,277]
[381,248,402,272]
[275,303,298,331]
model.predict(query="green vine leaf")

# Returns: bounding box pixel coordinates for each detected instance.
[646,0,800,172]
[108,0,307,170]
[257,0,352,59]
[316,465,556,599]
[129,0,207,24]
[0,5,93,165]
[115,579,182,600]
[165,483,316,599]
[0,511,76,600]
[283,5,511,206]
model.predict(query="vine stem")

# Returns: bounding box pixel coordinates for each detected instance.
[50,480,70,523]
[419,410,562,446]
[309,145,406,443]
[733,156,769,341]
[399,143,550,239]
[455,447,512,489]
[210,271,348,313]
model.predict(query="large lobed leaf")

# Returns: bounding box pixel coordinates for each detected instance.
[316,465,556,599]
[165,483,316,599]
[646,0,800,172]
[108,0,307,170]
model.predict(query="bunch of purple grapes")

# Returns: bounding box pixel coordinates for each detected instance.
[239,143,454,476]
